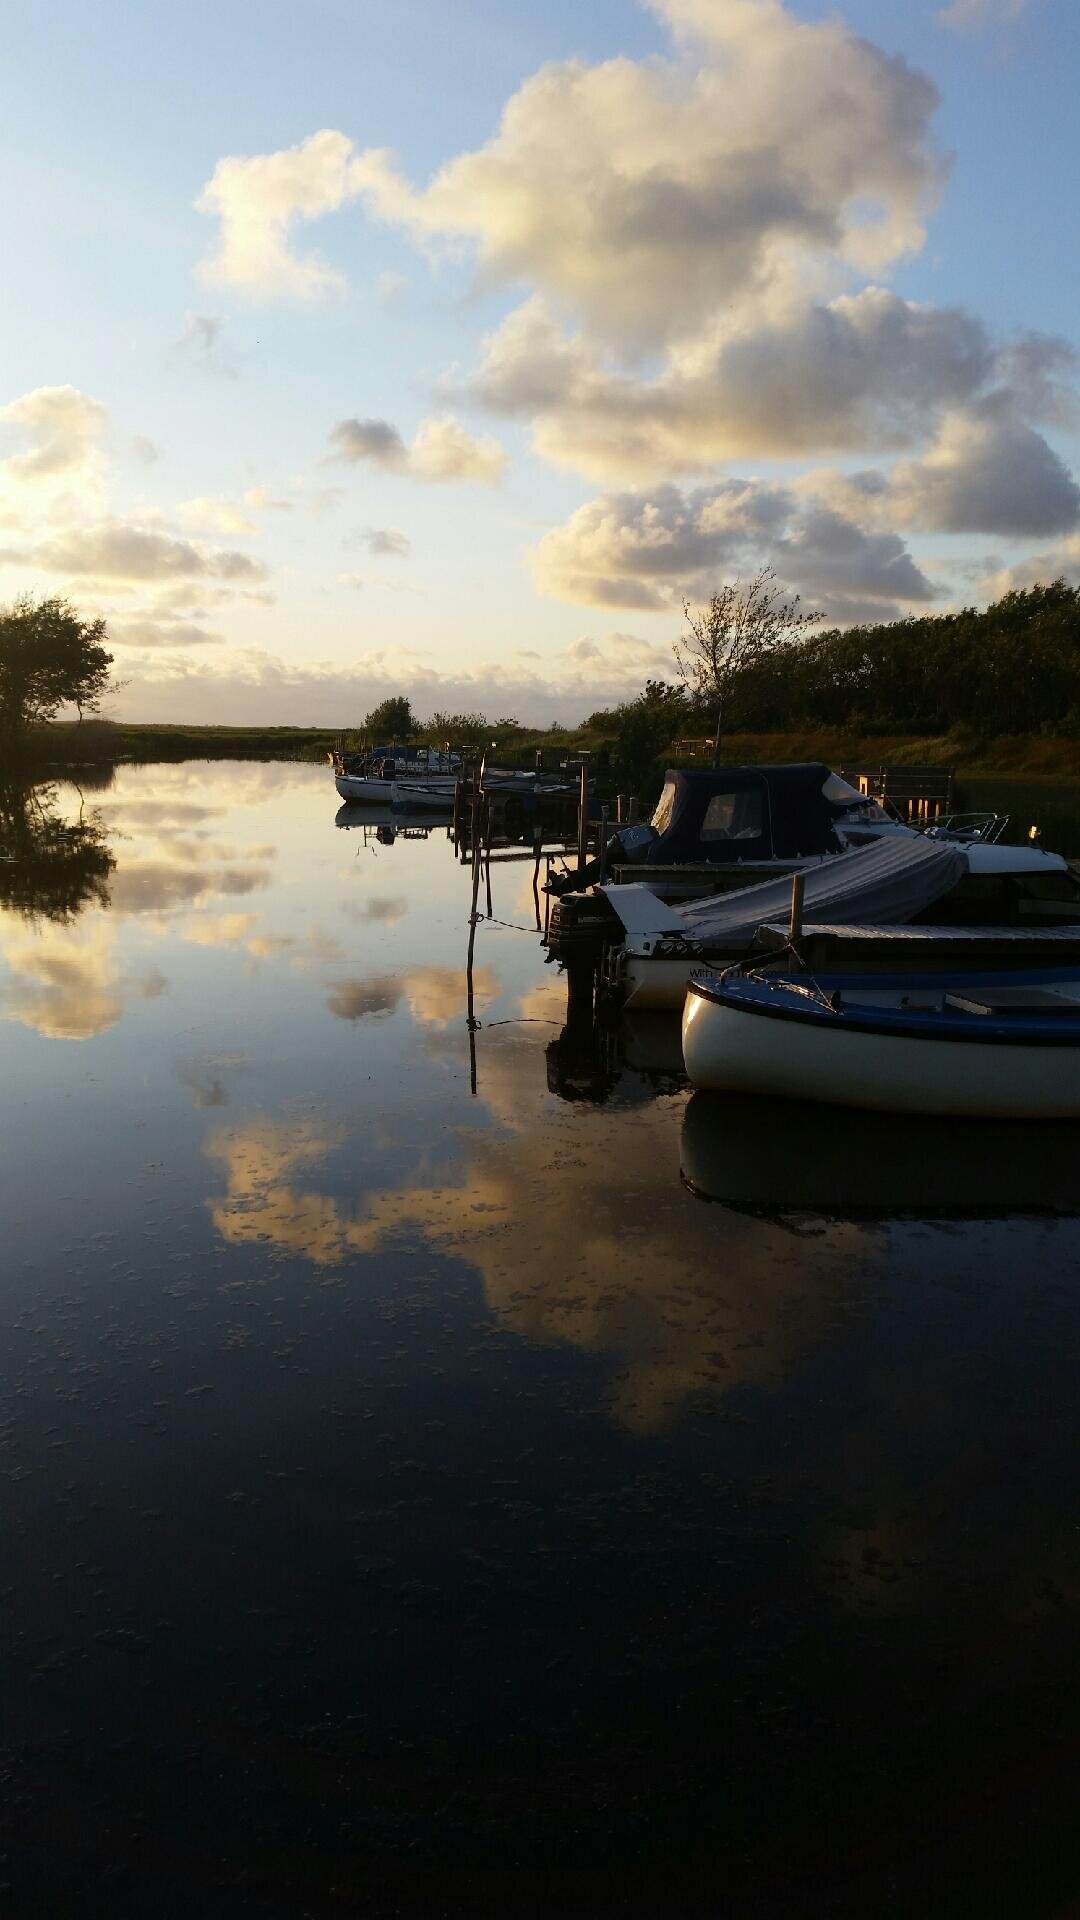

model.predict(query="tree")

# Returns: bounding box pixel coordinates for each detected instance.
[674,567,820,764]
[0,594,114,757]
[610,679,689,801]
[364,695,416,738]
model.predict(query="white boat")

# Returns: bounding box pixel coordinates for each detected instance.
[600,836,1080,1011]
[390,777,457,811]
[332,746,460,805]
[682,961,1080,1118]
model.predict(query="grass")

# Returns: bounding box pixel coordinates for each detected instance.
[27,719,1080,780]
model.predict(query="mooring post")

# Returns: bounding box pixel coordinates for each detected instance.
[789,870,805,945]
[577,762,589,872]
[598,804,610,883]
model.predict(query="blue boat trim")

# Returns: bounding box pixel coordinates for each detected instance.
[687,969,1080,1047]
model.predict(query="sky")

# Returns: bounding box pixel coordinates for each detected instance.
[1,0,1078,726]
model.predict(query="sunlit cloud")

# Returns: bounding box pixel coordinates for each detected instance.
[329,414,507,486]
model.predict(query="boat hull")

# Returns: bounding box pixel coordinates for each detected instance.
[335,773,396,803]
[682,972,1080,1118]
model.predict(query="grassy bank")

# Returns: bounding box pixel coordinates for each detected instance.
[28,719,1080,780]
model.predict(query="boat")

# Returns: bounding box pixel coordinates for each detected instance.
[390,778,457,812]
[331,745,460,804]
[549,764,886,902]
[682,958,1080,1117]
[595,838,1080,1010]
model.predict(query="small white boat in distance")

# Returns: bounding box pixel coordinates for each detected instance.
[332,745,461,804]
[682,963,1080,1118]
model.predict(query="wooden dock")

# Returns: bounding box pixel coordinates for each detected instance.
[843,764,955,822]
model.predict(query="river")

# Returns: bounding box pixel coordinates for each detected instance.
[2,759,1080,1915]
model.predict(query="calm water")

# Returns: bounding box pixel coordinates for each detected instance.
[4,761,1080,1916]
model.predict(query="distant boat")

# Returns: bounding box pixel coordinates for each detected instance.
[682,960,1080,1117]
[331,745,460,804]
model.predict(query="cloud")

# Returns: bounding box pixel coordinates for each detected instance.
[330,418,406,467]
[349,526,411,558]
[175,495,260,537]
[196,129,361,299]
[329,414,506,485]
[532,477,937,618]
[978,536,1080,599]
[803,405,1080,542]
[469,289,1002,482]
[886,408,1080,538]
[109,619,225,649]
[196,0,942,342]
[938,0,1029,27]
[12,521,269,583]
[0,385,108,483]
[174,314,239,378]
[352,0,943,350]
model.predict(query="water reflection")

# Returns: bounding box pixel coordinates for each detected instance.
[682,1090,1080,1220]
[5,761,1080,1911]
[0,778,114,921]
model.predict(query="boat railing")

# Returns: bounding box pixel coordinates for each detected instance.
[926,812,1009,844]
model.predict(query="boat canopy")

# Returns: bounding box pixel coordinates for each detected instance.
[604,834,967,948]
[648,764,869,864]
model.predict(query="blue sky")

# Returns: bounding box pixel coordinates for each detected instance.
[1,0,1077,724]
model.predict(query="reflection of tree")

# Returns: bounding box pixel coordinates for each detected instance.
[0,780,115,923]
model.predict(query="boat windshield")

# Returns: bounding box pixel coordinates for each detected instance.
[651,780,677,835]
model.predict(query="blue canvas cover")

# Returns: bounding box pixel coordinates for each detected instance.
[648,765,850,864]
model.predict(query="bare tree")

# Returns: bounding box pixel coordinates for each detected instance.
[674,566,821,765]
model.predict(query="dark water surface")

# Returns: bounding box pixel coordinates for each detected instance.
[4,762,1080,1916]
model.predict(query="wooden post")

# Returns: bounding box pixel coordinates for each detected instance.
[598,804,610,883]
[628,795,639,826]
[789,870,805,945]
[577,762,589,872]
[616,794,626,825]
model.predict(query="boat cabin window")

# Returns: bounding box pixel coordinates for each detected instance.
[651,780,677,835]
[700,788,764,842]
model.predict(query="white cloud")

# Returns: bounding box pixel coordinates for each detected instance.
[176,495,260,537]
[887,408,1080,537]
[109,619,225,649]
[978,536,1080,599]
[352,0,943,349]
[532,478,937,619]
[329,413,506,485]
[196,129,361,299]
[0,385,108,483]
[100,636,697,729]
[468,289,1004,481]
[198,0,942,332]
[801,405,1080,541]
[6,521,269,583]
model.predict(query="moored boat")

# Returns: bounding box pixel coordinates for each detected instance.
[682,962,1080,1118]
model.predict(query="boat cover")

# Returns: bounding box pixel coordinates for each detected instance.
[604,835,966,948]
[648,764,860,864]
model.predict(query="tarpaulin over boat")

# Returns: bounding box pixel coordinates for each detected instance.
[646,764,861,864]
[603,834,967,949]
